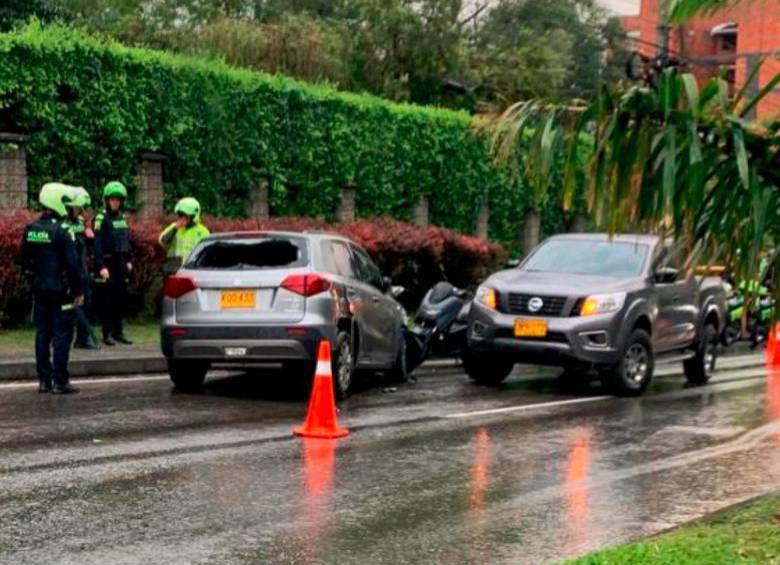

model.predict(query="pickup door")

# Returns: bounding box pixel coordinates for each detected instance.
[653,248,698,351]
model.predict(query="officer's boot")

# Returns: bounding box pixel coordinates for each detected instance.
[51,383,80,394]
[38,379,52,394]
[114,334,133,345]
[103,333,116,346]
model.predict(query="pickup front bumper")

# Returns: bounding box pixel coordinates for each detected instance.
[467,302,624,367]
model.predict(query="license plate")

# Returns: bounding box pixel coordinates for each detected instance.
[224,347,247,357]
[220,289,256,309]
[514,319,548,338]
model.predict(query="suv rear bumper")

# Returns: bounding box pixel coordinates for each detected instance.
[467,303,624,367]
[161,324,336,363]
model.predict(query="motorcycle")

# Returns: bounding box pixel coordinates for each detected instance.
[406,282,472,372]
[720,279,775,349]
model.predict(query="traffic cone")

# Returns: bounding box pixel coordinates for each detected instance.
[767,322,780,369]
[294,340,349,439]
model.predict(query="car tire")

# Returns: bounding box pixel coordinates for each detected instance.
[388,332,409,384]
[684,322,718,385]
[168,360,209,392]
[332,331,355,400]
[605,329,654,397]
[462,347,514,385]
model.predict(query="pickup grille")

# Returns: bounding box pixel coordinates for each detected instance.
[504,293,568,317]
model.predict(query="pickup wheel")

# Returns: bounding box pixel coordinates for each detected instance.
[462,347,514,385]
[168,360,209,392]
[684,322,718,385]
[605,329,654,396]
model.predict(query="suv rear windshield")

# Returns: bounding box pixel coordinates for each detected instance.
[522,239,649,278]
[185,236,309,270]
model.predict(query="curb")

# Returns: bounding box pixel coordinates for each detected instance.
[0,355,461,382]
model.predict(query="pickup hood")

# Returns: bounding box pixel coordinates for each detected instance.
[485,269,643,296]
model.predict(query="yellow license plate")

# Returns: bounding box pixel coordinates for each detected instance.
[514,319,548,338]
[220,290,256,309]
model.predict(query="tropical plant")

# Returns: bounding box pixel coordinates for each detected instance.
[488,100,567,252]
[491,67,780,307]
[667,0,746,22]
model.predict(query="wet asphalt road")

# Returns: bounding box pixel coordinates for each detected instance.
[0,353,778,564]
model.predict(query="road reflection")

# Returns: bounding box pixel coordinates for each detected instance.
[299,438,337,559]
[469,426,493,516]
[564,426,592,552]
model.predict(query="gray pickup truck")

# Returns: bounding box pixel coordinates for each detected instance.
[465,233,726,396]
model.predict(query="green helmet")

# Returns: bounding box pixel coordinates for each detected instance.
[174,197,201,222]
[66,186,91,209]
[39,183,75,217]
[103,181,128,200]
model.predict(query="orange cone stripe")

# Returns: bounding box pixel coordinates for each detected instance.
[293,340,349,439]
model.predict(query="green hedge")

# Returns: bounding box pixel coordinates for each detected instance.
[0,23,572,247]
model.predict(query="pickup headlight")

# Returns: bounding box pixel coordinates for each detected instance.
[580,293,626,316]
[475,285,497,310]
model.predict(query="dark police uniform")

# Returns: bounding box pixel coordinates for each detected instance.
[93,208,132,340]
[20,213,83,389]
[62,214,95,346]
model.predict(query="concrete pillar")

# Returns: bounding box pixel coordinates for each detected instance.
[522,209,540,255]
[136,152,165,217]
[336,185,356,223]
[0,133,28,210]
[249,177,270,219]
[412,196,429,227]
[476,204,490,240]
[570,214,587,233]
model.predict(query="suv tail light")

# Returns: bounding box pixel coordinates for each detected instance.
[281,273,331,297]
[164,275,198,299]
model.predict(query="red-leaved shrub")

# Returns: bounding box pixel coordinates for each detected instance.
[1,212,505,327]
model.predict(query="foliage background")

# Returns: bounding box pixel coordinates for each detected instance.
[0,24,580,250]
[0,211,505,327]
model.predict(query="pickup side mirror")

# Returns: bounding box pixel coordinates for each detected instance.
[505,258,520,269]
[654,267,679,284]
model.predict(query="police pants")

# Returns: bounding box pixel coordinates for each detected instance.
[33,296,75,387]
[101,261,128,338]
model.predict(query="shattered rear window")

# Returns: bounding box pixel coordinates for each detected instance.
[185,236,309,270]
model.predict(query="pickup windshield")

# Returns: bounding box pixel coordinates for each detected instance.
[523,240,649,278]
[185,236,308,270]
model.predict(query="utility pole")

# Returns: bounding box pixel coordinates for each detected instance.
[657,0,670,66]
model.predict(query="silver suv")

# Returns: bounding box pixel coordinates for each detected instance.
[161,231,408,397]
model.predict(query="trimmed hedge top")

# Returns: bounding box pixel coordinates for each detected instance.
[0,23,567,245]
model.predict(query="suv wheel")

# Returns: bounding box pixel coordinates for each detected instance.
[605,329,653,396]
[462,347,514,385]
[684,322,718,385]
[168,360,209,392]
[388,332,409,383]
[332,331,355,400]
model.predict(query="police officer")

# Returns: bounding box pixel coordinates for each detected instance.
[63,186,99,350]
[94,181,133,346]
[20,183,84,394]
[158,197,210,261]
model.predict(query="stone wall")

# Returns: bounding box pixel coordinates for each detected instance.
[0,133,27,210]
[135,152,164,217]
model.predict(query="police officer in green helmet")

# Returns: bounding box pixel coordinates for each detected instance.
[94,181,133,346]
[63,186,99,350]
[158,197,210,261]
[20,183,84,394]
